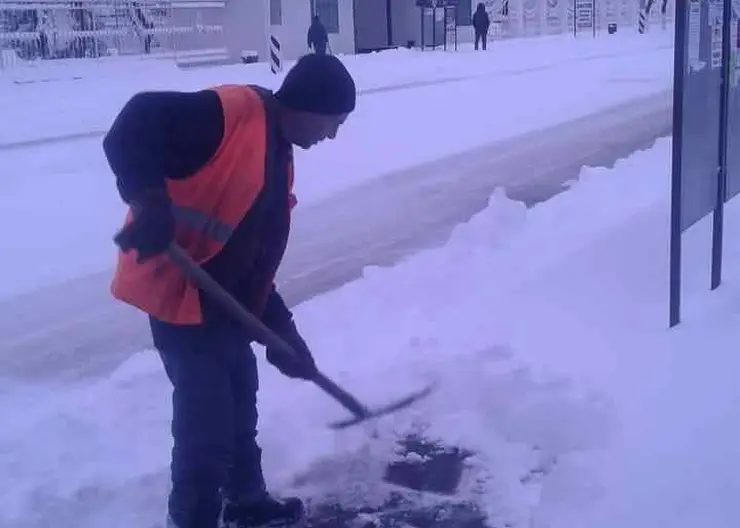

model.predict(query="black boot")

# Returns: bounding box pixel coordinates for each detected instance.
[221,494,305,528]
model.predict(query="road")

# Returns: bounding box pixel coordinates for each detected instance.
[0,41,672,151]
[0,89,671,384]
[0,40,671,150]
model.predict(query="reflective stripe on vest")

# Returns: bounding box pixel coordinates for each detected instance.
[170,204,234,244]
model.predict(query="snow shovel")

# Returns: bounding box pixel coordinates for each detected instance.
[166,243,435,430]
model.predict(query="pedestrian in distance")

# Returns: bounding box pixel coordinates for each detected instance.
[307,14,329,55]
[102,53,356,528]
[473,3,491,51]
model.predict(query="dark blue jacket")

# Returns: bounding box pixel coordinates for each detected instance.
[307,17,328,49]
[473,7,490,33]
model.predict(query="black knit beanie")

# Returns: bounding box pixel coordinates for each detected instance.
[275,54,356,115]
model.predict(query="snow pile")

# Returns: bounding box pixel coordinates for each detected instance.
[255,136,740,528]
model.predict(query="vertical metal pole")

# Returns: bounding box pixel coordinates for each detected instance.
[444,7,448,50]
[386,0,393,46]
[711,0,732,290]
[592,0,596,37]
[453,6,457,51]
[573,0,577,36]
[432,6,436,49]
[669,0,688,327]
[352,0,359,53]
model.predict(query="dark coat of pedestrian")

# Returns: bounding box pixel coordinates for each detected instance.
[307,15,329,55]
[472,3,491,51]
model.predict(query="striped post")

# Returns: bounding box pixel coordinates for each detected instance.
[270,34,282,74]
[638,9,647,33]
[639,0,655,34]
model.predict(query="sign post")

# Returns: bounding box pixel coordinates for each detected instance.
[724,1,740,202]
[417,0,458,49]
[444,4,459,50]
[574,0,595,36]
[669,0,734,326]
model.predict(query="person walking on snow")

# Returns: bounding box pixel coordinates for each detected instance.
[102,53,356,528]
[473,3,491,51]
[307,14,329,55]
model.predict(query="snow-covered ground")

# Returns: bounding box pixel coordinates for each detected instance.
[5,27,737,528]
[3,136,740,528]
[0,33,672,300]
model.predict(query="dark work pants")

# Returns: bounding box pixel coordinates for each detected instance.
[151,310,265,528]
[474,31,488,51]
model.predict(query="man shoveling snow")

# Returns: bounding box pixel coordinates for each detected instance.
[102,54,356,528]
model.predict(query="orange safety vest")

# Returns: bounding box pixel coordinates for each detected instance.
[110,84,294,325]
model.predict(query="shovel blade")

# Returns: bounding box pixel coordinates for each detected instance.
[328,381,438,430]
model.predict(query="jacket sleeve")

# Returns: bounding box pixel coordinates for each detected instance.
[103,89,225,204]
[307,26,315,47]
[261,286,295,335]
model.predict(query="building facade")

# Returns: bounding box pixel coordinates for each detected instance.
[203,0,674,61]
[0,0,674,70]
[222,0,354,64]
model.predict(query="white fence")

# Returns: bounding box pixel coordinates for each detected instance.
[483,0,675,39]
[0,0,228,74]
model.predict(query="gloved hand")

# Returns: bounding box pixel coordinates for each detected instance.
[266,322,318,380]
[114,192,175,262]
[262,288,317,380]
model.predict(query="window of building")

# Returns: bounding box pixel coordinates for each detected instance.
[270,0,282,25]
[457,0,473,25]
[312,0,339,33]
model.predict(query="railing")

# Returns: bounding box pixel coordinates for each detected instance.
[0,0,228,73]
[486,0,675,40]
